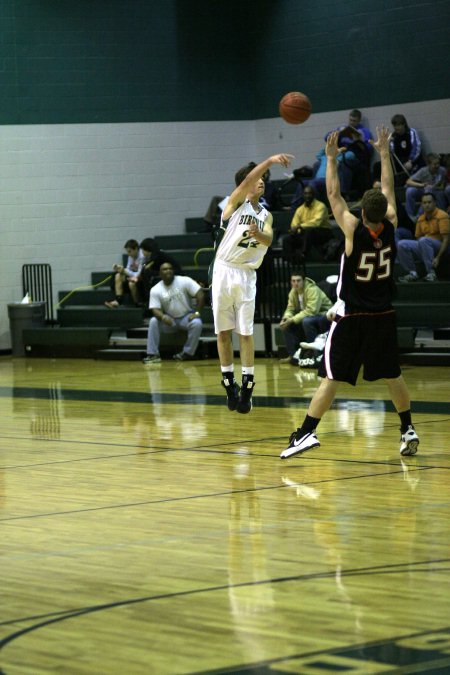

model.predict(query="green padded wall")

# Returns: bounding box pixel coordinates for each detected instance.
[255,0,450,116]
[0,0,448,124]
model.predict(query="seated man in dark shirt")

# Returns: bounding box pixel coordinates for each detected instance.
[137,238,182,306]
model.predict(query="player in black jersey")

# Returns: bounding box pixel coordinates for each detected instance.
[281,126,419,459]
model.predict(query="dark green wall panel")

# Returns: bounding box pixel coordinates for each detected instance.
[0,0,448,124]
[255,0,450,116]
[0,0,255,123]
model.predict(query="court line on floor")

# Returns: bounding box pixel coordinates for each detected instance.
[2,385,450,415]
[1,415,449,471]
[188,624,450,674]
[0,465,437,523]
[0,414,448,471]
[1,559,449,650]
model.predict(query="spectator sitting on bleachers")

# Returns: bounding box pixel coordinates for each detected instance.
[444,153,450,212]
[325,109,374,198]
[371,179,414,245]
[398,192,450,283]
[281,185,332,264]
[310,148,358,204]
[278,269,332,364]
[405,153,448,223]
[143,262,204,364]
[286,166,314,211]
[389,114,424,183]
[105,239,145,309]
[260,169,278,210]
[137,238,182,307]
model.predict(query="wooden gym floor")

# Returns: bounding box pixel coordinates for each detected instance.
[1,356,449,674]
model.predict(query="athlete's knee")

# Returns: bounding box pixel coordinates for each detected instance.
[218,330,232,342]
[238,333,253,342]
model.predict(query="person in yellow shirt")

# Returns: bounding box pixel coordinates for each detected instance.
[398,192,450,282]
[281,185,332,264]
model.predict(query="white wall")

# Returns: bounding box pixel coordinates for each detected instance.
[1,98,449,350]
[255,99,450,166]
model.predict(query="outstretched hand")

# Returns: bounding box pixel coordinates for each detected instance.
[325,131,346,159]
[369,125,391,154]
[270,153,295,168]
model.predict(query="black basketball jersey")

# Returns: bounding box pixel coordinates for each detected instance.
[337,218,396,313]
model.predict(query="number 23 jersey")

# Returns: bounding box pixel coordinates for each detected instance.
[216,200,269,270]
[338,218,397,313]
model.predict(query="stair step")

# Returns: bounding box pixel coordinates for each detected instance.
[400,351,450,366]
[91,271,115,286]
[96,348,146,361]
[185,217,210,233]
[165,249,198,266]
[110,334,146,344]
[182,266,210,285]
[57,306,144,328]
[23,326,111,346]
[155,233,213,250]
[23,327,111,358]
[395,281,450,302]
[58,288,117,306]
[127,327,149,339]
[393,302,450,329]
[434,328,450,340]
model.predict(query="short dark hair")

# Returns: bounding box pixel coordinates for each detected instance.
[291,269,305,279]
[349,109,362,120]
[234,162,257,187]
[140,237,159,254]
[361,188,388,223]
[124,239,139,249]
[422,192,436,202]
[426,153,440,163]
[391,114,408,127]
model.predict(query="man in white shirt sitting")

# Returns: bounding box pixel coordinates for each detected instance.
[143,263,205,364]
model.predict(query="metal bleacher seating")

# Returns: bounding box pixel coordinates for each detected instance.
[20,198,450,363]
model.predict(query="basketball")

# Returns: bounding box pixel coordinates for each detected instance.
[279,91,312,124]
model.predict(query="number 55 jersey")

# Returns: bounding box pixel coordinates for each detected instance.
[337,218,397,313]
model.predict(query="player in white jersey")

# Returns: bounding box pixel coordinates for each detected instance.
[211,153,294,413]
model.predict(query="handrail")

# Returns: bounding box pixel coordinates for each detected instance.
[193,247,214,267]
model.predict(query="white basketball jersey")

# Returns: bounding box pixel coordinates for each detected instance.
[215,200,269,269]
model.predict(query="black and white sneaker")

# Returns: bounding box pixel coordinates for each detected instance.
[222,377,240,411]
[143,354,161,365]
[280,430,320,459]
[400,425,419,456]
[236,377,255,414]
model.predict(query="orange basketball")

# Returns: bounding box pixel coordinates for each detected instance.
[279,91,312,124]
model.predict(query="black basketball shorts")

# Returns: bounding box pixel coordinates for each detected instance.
[318,310,401,385]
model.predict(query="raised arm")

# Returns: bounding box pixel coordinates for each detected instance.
[370,125,397,227]
[325,131,357,237]
[223,154,294,220]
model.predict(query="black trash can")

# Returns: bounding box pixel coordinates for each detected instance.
[7,302,46,356]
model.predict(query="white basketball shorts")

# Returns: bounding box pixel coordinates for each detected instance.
[211,260,257,335]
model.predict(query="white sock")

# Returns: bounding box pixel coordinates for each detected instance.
[241,366,254,377]
[221,365,234,373]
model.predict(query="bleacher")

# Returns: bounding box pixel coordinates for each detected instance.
[22,187,450,364]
